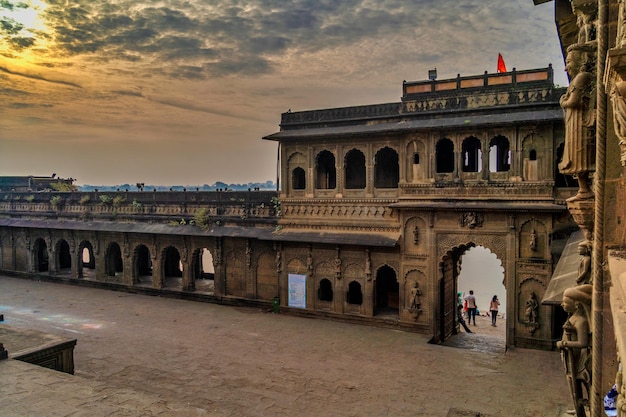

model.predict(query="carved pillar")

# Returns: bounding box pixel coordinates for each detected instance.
[245,239,254,298]
[181,237,193,292]
[482,137,490,181]
[70,235,80,279]
[366,142,374,197]
[213,237,224,296]
[122,233,132,285]
[46,233,56,275]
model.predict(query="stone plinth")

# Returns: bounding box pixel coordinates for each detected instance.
[0,325,76,374]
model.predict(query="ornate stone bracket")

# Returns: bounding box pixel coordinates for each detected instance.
[567,198,595,241]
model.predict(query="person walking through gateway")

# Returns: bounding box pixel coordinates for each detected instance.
[490,295,500,327]
[464,290,477,325]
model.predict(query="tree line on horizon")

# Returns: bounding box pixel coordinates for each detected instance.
[78,180,276,192]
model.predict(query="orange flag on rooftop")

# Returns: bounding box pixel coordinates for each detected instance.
[497,53,507,73]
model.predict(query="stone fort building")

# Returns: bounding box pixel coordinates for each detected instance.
[0,66,576,351]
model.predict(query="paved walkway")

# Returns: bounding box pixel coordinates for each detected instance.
[0,276,571,416]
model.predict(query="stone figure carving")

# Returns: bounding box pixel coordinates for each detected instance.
[610,80,626,166]
[576,241,592,285]
[335,256,342,279]
[413,226,419,244]
[576,11,596,45]
[461,211,481,228]
[525,292,539,324]
[530,229,537,251]
[557,284,592,417]
[559,46,596,201]
[409,281,423,321]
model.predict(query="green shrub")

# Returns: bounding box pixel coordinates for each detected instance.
[131,199,142,211]
[194,208,212,229]
[50,196,62,207]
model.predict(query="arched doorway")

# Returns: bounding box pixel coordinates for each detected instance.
[105,242,123,277]
[57,239,72,275]
[374,265,399,317]
[162,246,182,289]
[438,242,508,346]
[133,244,152,285]
[78,241,95,279]
[34,238,49,272]
[458,246,506,341]
[191,248,215,293]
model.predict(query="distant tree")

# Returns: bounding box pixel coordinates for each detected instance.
[50,181,78,192]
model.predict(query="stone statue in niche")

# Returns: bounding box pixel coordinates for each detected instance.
[557,284,592,417]
[559,45,596,201]
[409,281,423,321]
[413,226,419,245]
[525,292,539,324]
[530,229,538,251]
[576,241,592,285]
[610,80,626,166]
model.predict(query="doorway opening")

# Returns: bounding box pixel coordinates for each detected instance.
[457,246,506,347]
[374,265,399,318]
[133,244,152,285]
[191,248,215,293]
[79,241,95,279]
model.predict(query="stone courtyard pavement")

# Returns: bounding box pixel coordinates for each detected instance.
[0,275,571,417]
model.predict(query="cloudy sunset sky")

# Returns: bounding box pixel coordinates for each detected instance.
[0,0,566,186]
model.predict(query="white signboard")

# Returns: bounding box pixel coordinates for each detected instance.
[288,273,306,308]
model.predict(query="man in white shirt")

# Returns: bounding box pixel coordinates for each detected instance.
[464,290,477,325]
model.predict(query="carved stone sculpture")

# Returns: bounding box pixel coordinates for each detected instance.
[461,211,482,228]
[557,284,593,417]
[409,281,423,321]
[525,292,539,324]
[610,80,626,166]
[559,46,596,201]
[576,241,592,285]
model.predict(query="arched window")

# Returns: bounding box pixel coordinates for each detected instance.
[318,278,333,301]
[316,150,336,189]
[462,136,482,172]
[374,147,399,188]
[529,149,537,161]
[347,281,363,305]
[345,149,366,189]
[292,167,305,190]
[413,153,420,164]
[489,136,511,172]
[436,138,455,173]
